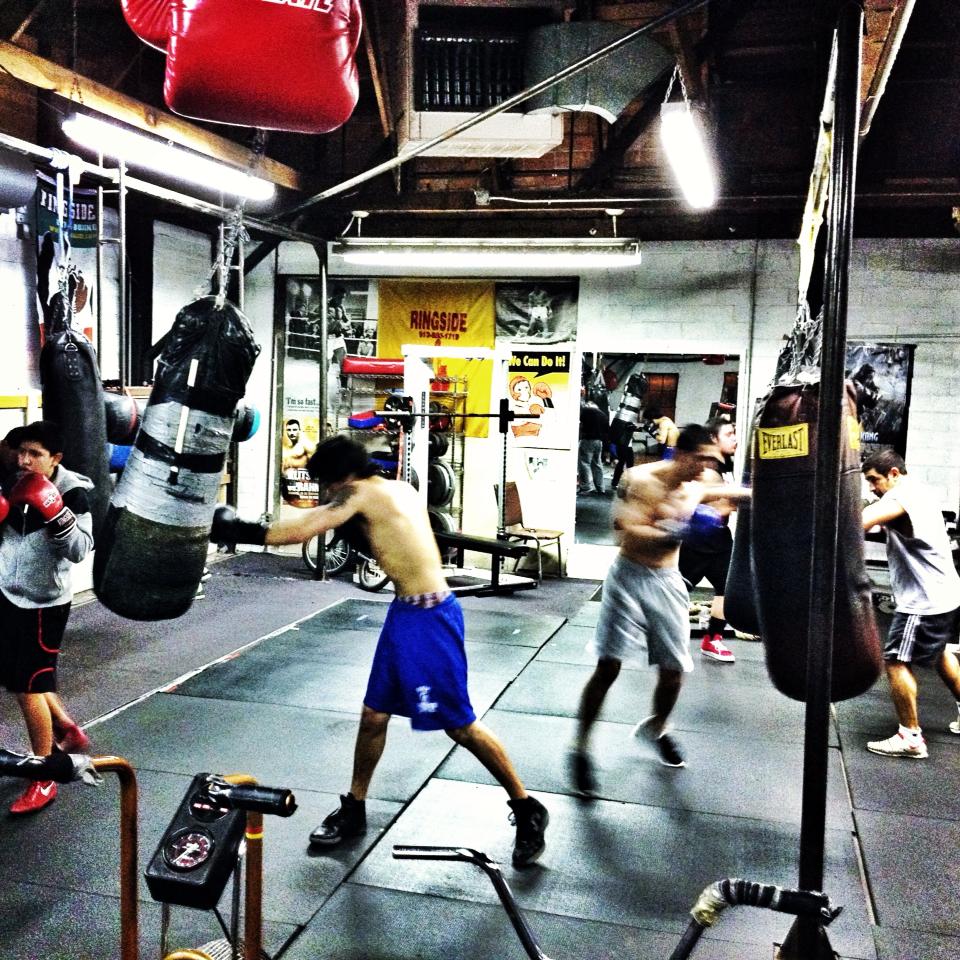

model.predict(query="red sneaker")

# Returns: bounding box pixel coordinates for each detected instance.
[57,724,92,754]
[700,634,735,663]
[10,780,57,815]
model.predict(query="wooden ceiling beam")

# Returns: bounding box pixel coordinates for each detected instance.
[0,40,303,191]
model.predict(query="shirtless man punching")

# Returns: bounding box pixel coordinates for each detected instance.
[212,435,549,868]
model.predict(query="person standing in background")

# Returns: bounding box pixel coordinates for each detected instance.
[679,417,740,663]
[0,421,94,814]
[578,388,609,496]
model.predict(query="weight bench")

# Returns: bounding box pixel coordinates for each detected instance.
[434,531,537,597]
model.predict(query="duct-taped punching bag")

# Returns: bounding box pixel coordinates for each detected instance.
[750,381,881,701]
[94,297,260,621]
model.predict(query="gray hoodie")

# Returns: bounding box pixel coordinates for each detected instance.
[0,464,95,608]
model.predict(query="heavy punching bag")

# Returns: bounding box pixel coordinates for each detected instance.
[94,297,260,621]
[39,296,111,540]
[750,381,881,701]
[723,441,762,638]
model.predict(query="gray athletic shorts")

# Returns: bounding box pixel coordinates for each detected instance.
[589,554,693,672]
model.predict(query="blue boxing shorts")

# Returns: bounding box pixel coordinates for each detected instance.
[363,594,477,731]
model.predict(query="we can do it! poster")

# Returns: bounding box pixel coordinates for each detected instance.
[506,350,571,449]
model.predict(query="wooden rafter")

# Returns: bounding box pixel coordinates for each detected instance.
[0,40,303,191]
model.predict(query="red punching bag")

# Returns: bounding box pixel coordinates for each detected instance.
[163,0,363,133]
[750,381,881,702]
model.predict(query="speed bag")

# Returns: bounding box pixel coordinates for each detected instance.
[751,382,881,702]
[39,327,111,540]
[94,298,260,621]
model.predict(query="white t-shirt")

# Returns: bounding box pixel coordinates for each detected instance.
[881,477,960,615]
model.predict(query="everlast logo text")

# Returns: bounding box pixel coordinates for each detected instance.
[262,0,334,13]
[757,423,809,459]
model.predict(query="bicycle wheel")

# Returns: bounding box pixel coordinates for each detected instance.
[356,557,390,592]
[302,530,352,575]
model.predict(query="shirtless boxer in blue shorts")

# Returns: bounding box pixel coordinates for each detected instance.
[211,435,548,868]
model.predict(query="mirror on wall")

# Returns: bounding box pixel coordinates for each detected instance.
[575,352,740,547]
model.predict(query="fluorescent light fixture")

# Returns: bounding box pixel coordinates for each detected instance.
[62,114,275,203]
[660,101,717,210]
[331,236,642,270]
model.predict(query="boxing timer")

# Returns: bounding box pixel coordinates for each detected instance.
[145,773,245,909]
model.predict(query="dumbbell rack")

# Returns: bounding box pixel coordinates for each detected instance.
[335,365,467,533]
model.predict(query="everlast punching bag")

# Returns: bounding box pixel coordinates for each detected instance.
[751,381,881,701]
[39,290,111,540]
[94,297,260,620]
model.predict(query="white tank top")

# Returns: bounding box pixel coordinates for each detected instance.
[883,478,960,615]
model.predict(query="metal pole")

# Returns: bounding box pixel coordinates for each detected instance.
[783,2,863,957]
[118,159,129,387]
[278,0,710,217]
[315,257,329,582]
[95,148,104,361]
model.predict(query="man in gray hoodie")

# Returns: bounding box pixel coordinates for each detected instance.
[0,420,94,814]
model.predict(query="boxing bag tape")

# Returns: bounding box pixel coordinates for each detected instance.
[164,0,362,133]
[751,381,881,702]
[40,326,111,541]
[94,297,260,621]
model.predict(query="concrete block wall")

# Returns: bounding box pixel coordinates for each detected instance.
[579,236,960,513]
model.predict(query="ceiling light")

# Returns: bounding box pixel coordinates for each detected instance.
[62,114,275,203]
[330,237,641,270]
[660,101,717,210]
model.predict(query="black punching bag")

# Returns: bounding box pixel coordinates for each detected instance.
[94,297,260,621]
[39,296,111,540]
[723,447,761,638]
[750,381,881,702]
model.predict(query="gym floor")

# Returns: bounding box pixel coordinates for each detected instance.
[0,552,957,959]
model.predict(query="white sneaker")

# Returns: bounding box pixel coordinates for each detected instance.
[949,719,960,735]
[866,731,928,759]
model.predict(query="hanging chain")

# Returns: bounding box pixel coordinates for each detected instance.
[70,0,84,104]
[199,130,268,307]
[662,64,689,107]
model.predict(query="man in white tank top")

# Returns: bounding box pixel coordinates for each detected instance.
[862,449,960,759]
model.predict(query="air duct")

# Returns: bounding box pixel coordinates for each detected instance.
[0,147,37,208]
[524,22,674,123]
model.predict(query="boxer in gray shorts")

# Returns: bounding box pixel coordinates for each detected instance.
[590,554,693,673]
[569,424,751,795]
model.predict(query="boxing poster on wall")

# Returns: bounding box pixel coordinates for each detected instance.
[280,355,321,509]
[506,350,572,449]
[846,342,914,457]
[35,172,99,344]
[377,280,496,439]
[495,280,579,344]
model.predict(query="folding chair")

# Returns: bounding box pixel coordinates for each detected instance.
[498,481,564,580]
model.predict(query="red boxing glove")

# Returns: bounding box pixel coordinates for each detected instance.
[120,0,171,51]
[9,474,77,541]
[0,491,9,525]
[164,0,362,133]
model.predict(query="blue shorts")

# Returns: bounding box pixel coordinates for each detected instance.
[363,595,477,731]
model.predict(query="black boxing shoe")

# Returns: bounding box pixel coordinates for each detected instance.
[309,792,367,847]
[508,795,549,868]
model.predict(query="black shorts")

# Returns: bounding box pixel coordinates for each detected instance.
[678,542,732,595]
[884,608,960,667]
[0,592,71,694]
